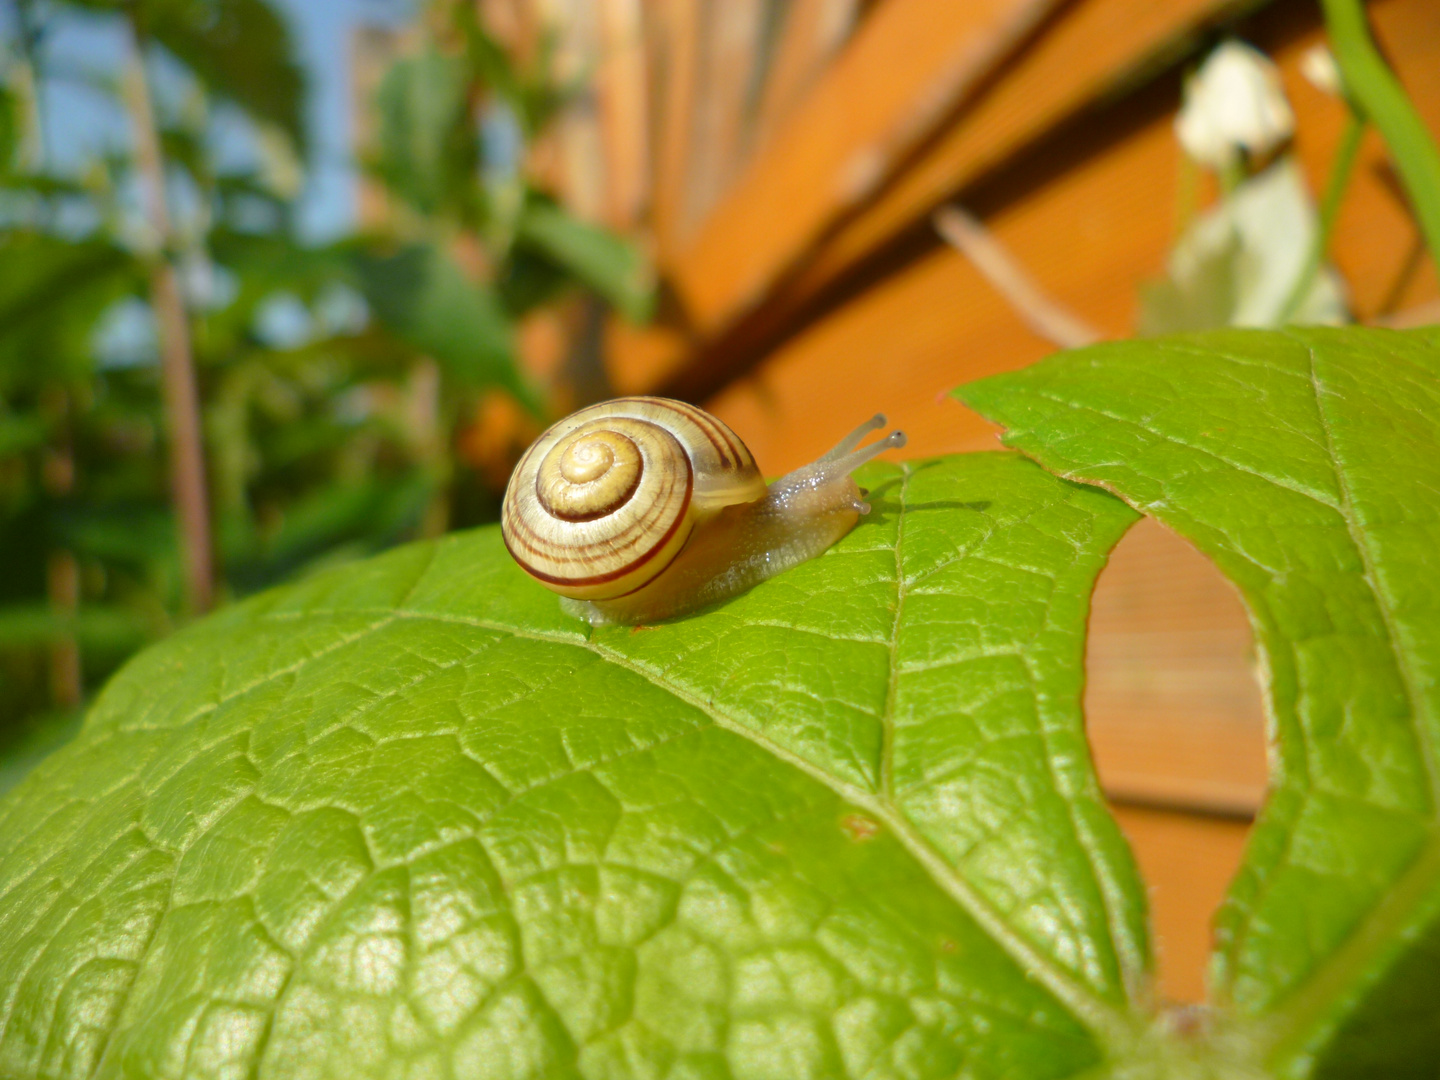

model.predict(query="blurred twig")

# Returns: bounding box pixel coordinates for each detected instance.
[122,14,214,615]
[45,552,81,708]
[1369,299,1440,329]
[12,0,50,170]
[1280,111,1365,324]
[933,205,1102,350]
[40,388,80,709]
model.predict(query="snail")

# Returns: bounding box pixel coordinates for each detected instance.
[501,397,906,625]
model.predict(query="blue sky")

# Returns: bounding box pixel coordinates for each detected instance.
[272,0,412,239]
[11,0,413,241]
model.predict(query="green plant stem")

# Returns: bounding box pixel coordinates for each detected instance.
[1175,150,1201,237]
[1319,0,1440,277]
[13,0,50,172]
[122,17,215,616]
[1281,113,1366,323]
[1218,156,1246,198]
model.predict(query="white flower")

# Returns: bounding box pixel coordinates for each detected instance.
[1175,41,1295,170]
[1300,44,1344,97]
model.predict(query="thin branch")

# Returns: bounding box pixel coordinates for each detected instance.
[933,205,1102,350]
[41,389,80,709]
[121,17,214,615]
[1280,111,1366,324]
[13,0,50,171]
[45,551,81,708]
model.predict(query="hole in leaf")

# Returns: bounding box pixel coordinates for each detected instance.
[1084,517,1268,1004]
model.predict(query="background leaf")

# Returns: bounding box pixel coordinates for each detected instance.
[109,0,307,154]
[54,0,306,152]
[350,242,535,409]
[0,453,1148,1079]
[0,603,153,651]
[0,233,139,381]
[516,200,655,323]
[0,708,83,799]
[958,325,1440,1077]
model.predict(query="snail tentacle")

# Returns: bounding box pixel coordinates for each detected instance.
[817,413,887,463]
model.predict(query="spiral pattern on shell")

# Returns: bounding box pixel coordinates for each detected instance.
[501,398,767,600]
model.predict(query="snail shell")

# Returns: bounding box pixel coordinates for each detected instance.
[501,397,768,600]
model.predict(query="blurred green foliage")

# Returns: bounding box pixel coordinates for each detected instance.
[0,0,651,789]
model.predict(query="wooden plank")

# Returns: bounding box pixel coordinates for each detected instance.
[604,318,692,396]
[647,0,704,262]
[478,0,539,59]
[595,0,651,229]
[550,101,609,225]
[700,90,1183,472]
[350,25,413,230]
[639,0,1240,398]
[750,0,861,153]
[537,0,610,222]
[764,0,1251,332]
[1111,805,1251,1004]
[670,0,1064,334]
[681,0,768,236]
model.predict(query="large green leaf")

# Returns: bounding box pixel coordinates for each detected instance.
[959,325,1440,1077]
[0,453,1151,1079]
[516,201,655,323]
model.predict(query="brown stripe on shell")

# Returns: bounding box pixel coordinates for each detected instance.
[669,398,757,474]
[678,399,755,473]
[689,402,750,470]
[625,397,732,469]
[683,399,753,469]
[503,452,693,588]
[504,434,686,564]
[504,459,681,567]
[662,399,734,468]
[506,423,687,568]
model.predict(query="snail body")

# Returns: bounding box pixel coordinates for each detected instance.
[501,397,905,625]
